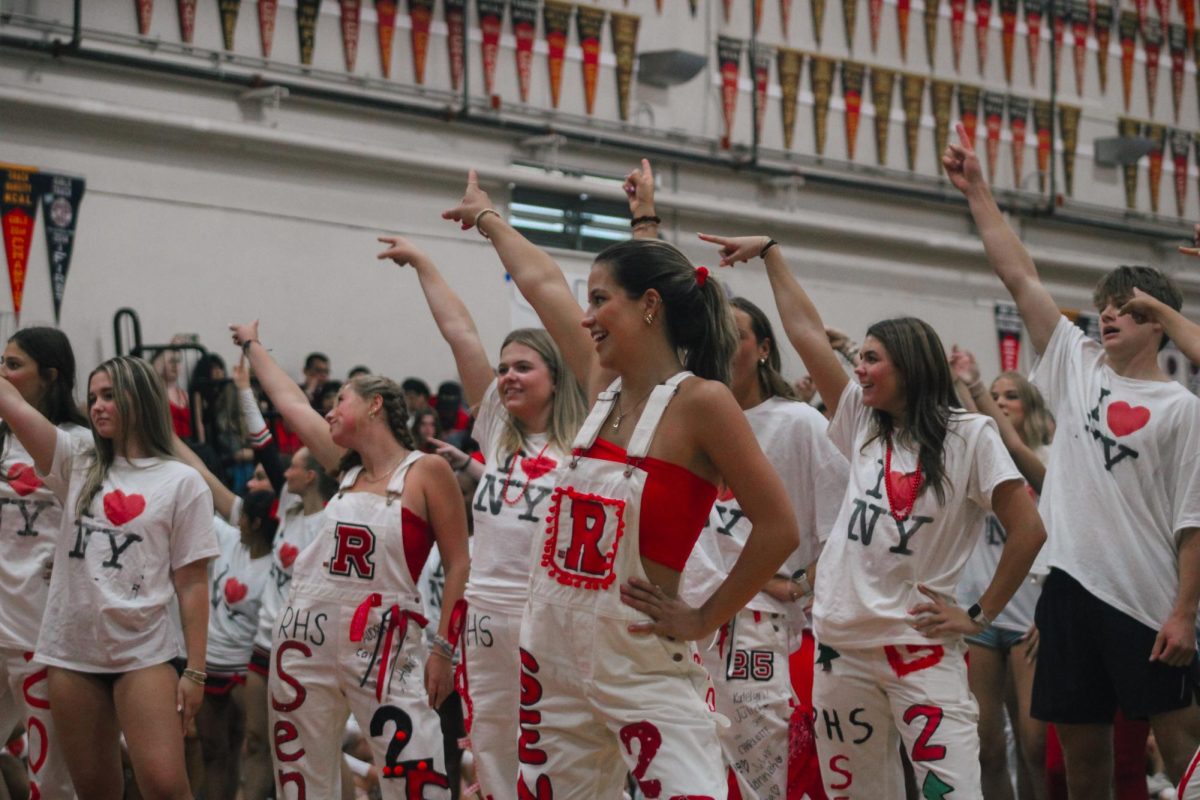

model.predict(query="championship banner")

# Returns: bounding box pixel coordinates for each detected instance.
[844,0,859,50]
[478,0,506,97]
[1135,0,1148,29]
[296,0,320,65]
[951,0,967,70]
[1144,19,1162,116]
[1034,99,1053,191]
[0,165,39,323]
[1145,121,1166,213]
[1182,0,1195,47]
[258,0,278,57]
[577,6,606,115]
[902,73,926,169]
[813,0,827,46]
[778,48,804,149]
[1070,0,1089,94]
[871,66,896,165]
[1120,9,1138,110]
[870,0,883,51]
[1171,23,1187,120]
[1059,102,1080,194]
[177,0,197,43]
[932,79,955,172]
[543,0,571,107]
[408,0,434,84]
[611,12,639,121]
[753,45,773,141]
[925,0,942,67]
[1051,0,1066,81]
[958,82,981,144]
[1171,127,1190,215]
[1094,0,1113,92]
[1000,0,1018,82]
[755,0,765,31]
[1154,0,1169,37]
[723,0,732,23]
[782,0,794,36]
[1008,95,1029,186]
[35,174,85,325]
[842,60,867,160]
[1024,0,1043,81]
[1119,116,1141,208]
[811,55,836,154]
[984,90,1006,180]
[897,0,912,60]
[376,0,398,78]
[975,0,993,74]
[218,0,241,50]
[995,301,1022,371]
[719,36,744,148]
[513,0,540,103]
[134,0,153,35]
[341,0,362,72]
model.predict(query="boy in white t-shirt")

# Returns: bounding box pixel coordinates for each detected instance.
[946,124,1200,794]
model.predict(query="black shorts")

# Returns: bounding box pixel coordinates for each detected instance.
[1031,568,1200,723]
[247,645,270,678]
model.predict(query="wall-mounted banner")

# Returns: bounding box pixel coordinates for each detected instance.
[35,174,85,325]
[811,55,835,153]
[1023,0,1043,81]
[844,0,859,50]
[408,0,433,84]
[690,0,700,16]
[478,0,506,98]
[932,79,955,172]
[1033,99,1052,192]
[719,36,744,148]
[1155,0,1169,38]
[376,0,398,77]
[983,90,1006,181]
[1051,0,1066,81]
[723,0,732,23]
[901,73,925,169]
[218,0,241,50]
[778,48,804,149]
[781,0,794,37]
[1144,19,1163,116]
[1119,116,1141,208]
[0,165,38,322]
[1070,0,1089,94]
[871,67,896,165]
[1182,0,1195,46]
[958,82,981,144]
[975,0,993,74]
[1135,0,1148,30]
[341,0,362,72]
[1094,0,1113,92]
[897,0,912,60]
[1008,95,1029,186]
[611,12,639,121]
[1000,0,1018,82]
[1119,9,1138,110]
[755,0,765,31]
[445,0,466,89]
[813,0,827,45]
[513,0,540,103]
[951,0,967,70]
[1059,103,1080,195]
[925,0,942,66]
[296,0,320,65]
[1171,127,1191,215]
[543,0,571,107]
[1170,22,1186,120]
[753,45,773,141]
[135,0,153,35]
[177,0,197,43]
[577,5,606,115]
[995,301,1022,371]
[1145,121,1166,213]
[870,0,883,51]
[258,0,278,57]
[842,61,867,160]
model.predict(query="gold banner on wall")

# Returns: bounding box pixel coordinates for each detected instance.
[1119,9,1138,110]
[813,0,827,46]
[219,0,241,50]
[296,0,320,65]
[925,0,942,67]
[543,0,571,108]
[1059,103,1080,196]
[778,48,805,149]
[611,12,639,121]
[1145,121,1166,213]
[376,0,398,78]
[1118,116,1141,208]
[811,55,835,154]
[901,73,926,170]
[1094,0,1113,93]
[1023,0,1043,83]
[1034,99,1053,192]
[577,5,606,116]
[843,0,859,50]
[842,60,867,161]
[871,67,896,165]
[932,79,955,172]
[1170,22,1187,121]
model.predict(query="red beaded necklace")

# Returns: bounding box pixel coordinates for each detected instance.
[500,439,552,506]
[883,434,923,523]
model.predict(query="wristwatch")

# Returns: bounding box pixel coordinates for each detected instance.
[790,568,813,600]
[967,602,992,630]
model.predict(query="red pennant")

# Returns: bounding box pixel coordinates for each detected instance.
[177,0,197,42]
[1033,100,1053,192]
[1145,22,1163,116]
[1001,0,1018,82]
[724,0,733,21]
[477,0,505,97]
[1136,0,1148,28]
[543,1,571,108]
[959,82,981,145]
[512,0,539,104]
[1154,0,1169,37]
[951,0,968,70]
[0,165,39,323]
[258,0,278,57]
[1008,96,1029,186]
[754,47,771,142]
[446,0,467,91]
[1024,0,1043,82]
[134,0,154,35]
[755,0,765,30]
[409,0,433,85]
[1052,2,1066,79]
[898,0,913,59]
[340,0,361,72]
[975,0,993,74]
[1119,10,1138,110]
[577,6,606,116]
[375,0,397,77]
[995,303,1023,371]
[870,0,884,50]
[1171,23,1187,120]
[1181,0,1196,46]
[718,37,743,148]
[983,91,1005,181]
[1145,123,1166,213]
[843,61,866,160]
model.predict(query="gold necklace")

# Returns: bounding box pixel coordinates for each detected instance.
[361,453,406,484]
[610,386,656,431]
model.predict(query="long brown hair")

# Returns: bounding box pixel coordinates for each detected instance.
[497,328,587,458]
[336,375,417,475]
[729,297,798,402]
[0,327,88,464]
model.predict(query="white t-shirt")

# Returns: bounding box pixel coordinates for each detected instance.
[1032,315,1200,630]
[813,382,1022,648]
[253,500,324,652]
[206,516,272,670]
[465,379,571,613]
[0,423,90,651]
[35,427,219,672]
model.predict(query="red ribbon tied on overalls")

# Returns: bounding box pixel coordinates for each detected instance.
[351,593,430,701]
[695,265,710,287]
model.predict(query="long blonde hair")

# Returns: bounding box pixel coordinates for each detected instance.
[497,329,587,458]
[993,371,1055,449]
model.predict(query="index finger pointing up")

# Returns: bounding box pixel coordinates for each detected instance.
[955,121,972,149]
[467,168,479,186]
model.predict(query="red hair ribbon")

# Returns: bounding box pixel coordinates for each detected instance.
[695,265,710,287]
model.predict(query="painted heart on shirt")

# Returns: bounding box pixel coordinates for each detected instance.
[1106,401,1151,437]
[103,490,146,527]
[884,644,945,679]
[887,471,921,503]
[717,484,735,502]
[6,463,42,497]
[279,542,300,569]
[224,578,248,606]
[520,454,558,480]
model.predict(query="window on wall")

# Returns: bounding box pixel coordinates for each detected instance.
[508,186,630,253]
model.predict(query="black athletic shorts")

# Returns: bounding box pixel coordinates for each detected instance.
[1031,568,1200,723]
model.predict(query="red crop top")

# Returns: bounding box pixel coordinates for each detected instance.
[581,438,718,572]
[401,507,435,583]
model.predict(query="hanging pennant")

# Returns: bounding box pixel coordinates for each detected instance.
[0,165,38,323]
[1070,0,1089,93]
[376,0,398,77]
[844,0,859,50]
[258,0,278,57]
[218,0,241,50]
[951,0,968,70]
[958,82,981,144]
[975,0,993,74]
[656,0,663,13]
[842,61,867,160]
[1171,22,1187,120]
[995,302,1022,371]
[983,91,1006,181]
[407,0,433,84]
[690,0,699,16]
[1118,116,1141,208]
[925,0,943,67]
[718,36,744,148]
[724,0,733,23]
[577,5,606,116]
[898,0,912,59]
[1181,0,1195,46]
[1145,122,1166,213]
[177,0,197,42]
[296,0,320,65]
[870,0,884,51]
[901,73,926,170]
[810,55,836,154]
[755,0,766,31]
[1000,0,1019,82]
[1051,0,1067,81]
[543,0,571,108]
[871,67,896,165]
[1059,103,1080,195]
[781,0,794,37]
[753,45,772,142]
[813,0,827,45]
[478,0,506,98]
[513,0,540,103]
[1034,99,1053,191]
[611,12,639,121]
[1119,10,1138,110]
[1135,0,1148,29]
[778,48,805,150]
[932,79,955,172]
[1171,128,1191,215]
[340,0,362,72]
[1154,0,1169,37]
[134,0,154,35]
[1008,95,1029,187]
[1094,0,1113,92]
[1144,18,1163,116]
[35,173,85,325]
[1024,0,1044,81]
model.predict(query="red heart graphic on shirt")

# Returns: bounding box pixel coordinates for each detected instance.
[103,490,146,526]
[279,542,300,569]
[887,471,921,502]
[884,644,945,678]
[717,484,735,502]
[224,577,248,605]
[7,463,42,497]
[520,454,558,480]
[1107,401,1151,437]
